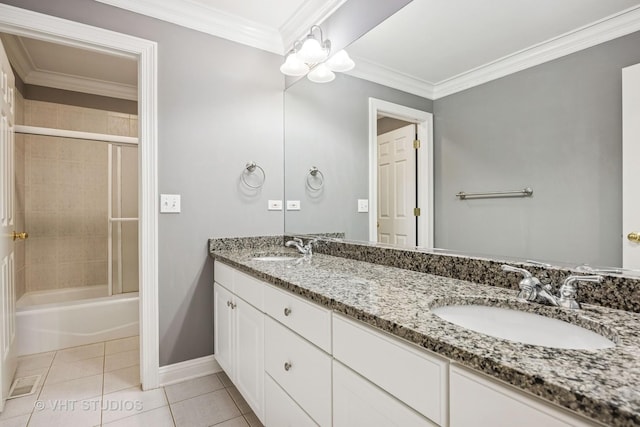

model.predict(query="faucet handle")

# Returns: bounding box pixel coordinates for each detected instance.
[502,265,541,302]
[558,275,603,309]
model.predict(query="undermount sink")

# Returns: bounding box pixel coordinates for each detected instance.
[251,254,301,262]
[431,304,615,350]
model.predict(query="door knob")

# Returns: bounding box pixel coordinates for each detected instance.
[12,231,28,241]
[628,232,640,243]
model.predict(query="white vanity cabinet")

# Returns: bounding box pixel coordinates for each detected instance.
[213,263,265,423]
[333,314,447,426]
[213,261,602,427]
[263,284,332,426]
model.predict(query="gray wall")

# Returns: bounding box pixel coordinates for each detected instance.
[285,73,432,240]
[2,0,285,365]
[433,30,640,266]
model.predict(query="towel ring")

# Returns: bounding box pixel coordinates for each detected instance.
[241,161,266,189]
[306,166,325,191]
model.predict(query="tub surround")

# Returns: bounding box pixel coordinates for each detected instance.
[209,236,640,426]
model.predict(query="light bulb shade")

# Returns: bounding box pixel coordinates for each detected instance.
[298,35,327,63]
[326,50,355,72]
[307,63,335,83]
[279,53,309,76]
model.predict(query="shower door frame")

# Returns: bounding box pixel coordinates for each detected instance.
[0,5,160,389]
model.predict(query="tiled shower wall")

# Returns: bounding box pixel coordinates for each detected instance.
[19,99,137,293]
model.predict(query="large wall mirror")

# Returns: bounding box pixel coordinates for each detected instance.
[284,0,640,272]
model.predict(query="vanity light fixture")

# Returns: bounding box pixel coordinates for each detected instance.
[280,25,355,83]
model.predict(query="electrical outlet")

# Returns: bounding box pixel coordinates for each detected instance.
[286,200,301,211]
[160,194,181,213]
[268,200,283,210]
[357,199,369,213]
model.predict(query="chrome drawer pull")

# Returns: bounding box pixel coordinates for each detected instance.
[284,307,292,316]
[284,362,292,371]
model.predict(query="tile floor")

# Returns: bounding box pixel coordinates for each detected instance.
[0,337,263,427]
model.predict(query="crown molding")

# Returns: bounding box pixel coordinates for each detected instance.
[1,32,137,100]
[26,71,138,100]
[348,56,434,99]
[350,5,640,100]
[94,0,284,54]
[0,34,31,80]
[280,0,347,51]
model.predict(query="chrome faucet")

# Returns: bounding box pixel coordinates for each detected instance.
[285,238,316,256]
[501,265,602,310]
[557,275,603,309]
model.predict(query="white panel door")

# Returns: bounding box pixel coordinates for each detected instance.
[377,124,416,246]
[623,63,640,270]
[0,38,16,412]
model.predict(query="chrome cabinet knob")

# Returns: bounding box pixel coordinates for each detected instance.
[284,307,291,316]
[284,362,292,371]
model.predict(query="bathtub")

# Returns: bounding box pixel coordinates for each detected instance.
[16,286,139,356]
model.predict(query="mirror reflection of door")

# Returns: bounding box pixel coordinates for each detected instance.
[377,122,417,246]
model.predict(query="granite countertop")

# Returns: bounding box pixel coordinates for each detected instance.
[210,246,640,427]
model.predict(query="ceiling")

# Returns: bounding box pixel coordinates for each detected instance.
[2,0,640,100]
[347,0,640,98]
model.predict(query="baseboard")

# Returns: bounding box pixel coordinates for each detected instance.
[158,354,222,386]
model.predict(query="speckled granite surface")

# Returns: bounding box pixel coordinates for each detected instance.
[309,239,640,313]
[209,243,640,427]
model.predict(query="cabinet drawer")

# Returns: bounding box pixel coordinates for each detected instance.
[450,366,599,427]
[264,284,331,352]
[265,374,318,427]
[234,270,264,311]
[214,261,263,310]
[214,261,235,289]
[333,314,448,426]
[264,317,331,427]
[333,361,436,427]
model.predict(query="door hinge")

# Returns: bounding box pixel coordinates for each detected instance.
[413,139,421,149]
[414,207,421,216]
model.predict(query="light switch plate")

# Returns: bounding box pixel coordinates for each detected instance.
[160,194,181,213]
[357,199,369,213]
[268,200,283,211]
[286,200,301,211]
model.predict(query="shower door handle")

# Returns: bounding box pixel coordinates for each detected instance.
[12,231,28,241]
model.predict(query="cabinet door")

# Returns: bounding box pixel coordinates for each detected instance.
[213,283,234,377]
[235,298,265,423]
[333,361,435,427]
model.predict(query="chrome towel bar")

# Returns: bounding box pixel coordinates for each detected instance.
[456,187,533,200]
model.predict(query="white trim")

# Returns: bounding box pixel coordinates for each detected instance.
[15,125,138,145]
[158,355,222,387]
[0,3,160,390]
[24,71,137,101]
[1,34,137,100]
[279,0,348,51]
[94,0,284,54]
[368,98,433,249]
[349,57,435,99]
[353,5,640,100]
